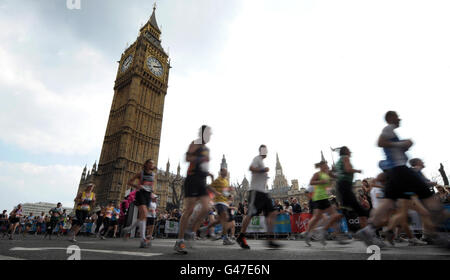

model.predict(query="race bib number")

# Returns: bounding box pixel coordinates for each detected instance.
[81,205,90,211]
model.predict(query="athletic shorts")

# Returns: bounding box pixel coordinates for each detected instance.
[247,190,275,217]
[73,210,89,226]
[9,217,19,224]
[385,166,434,200]
[146,217,156,225]
[109,220,118,226]
[336,180,369,217]
[214,203,228,215]
[135,189,151,206]
[184,175,208,198]
[313,198,331,210]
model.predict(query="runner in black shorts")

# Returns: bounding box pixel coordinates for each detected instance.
[8,204,23,240]
[334,146,368,228]
[69,184,96,242]
[236,145,281,250]
[356,111,449,248]
[174,125,214,254]
[127,158,156,248]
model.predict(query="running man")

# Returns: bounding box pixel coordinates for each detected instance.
[303,160,342,246]
[174,125,214,254]
[334,146,369,228]
[356,111,449,247]
[199,168,235,245]
[69,183,96,242]
[125,158,156,248]
[236,145,281,249]
[146,194,158,244]
[45,203,63,240]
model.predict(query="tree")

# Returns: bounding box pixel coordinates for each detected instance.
[233,181,248,204]
[168,174,184,209]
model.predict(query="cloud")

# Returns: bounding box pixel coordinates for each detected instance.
[0,161,82,212]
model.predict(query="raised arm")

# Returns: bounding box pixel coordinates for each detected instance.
[343,156,361,174]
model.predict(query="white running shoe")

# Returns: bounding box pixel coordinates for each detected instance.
[409,237,427,246]
[223,238,234,245]
[356,227,386,248]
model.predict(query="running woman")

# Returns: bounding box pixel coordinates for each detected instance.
[236,145,282,249]
[100,201,114,240]
[356,111,449,247]
[303,160,342,246]
[8,204,23,240]
[174,125,214,254]
[125,159,156,248]
[334,146,369,228]
[199,168,234,245]
[23,213,34,237]
[35,212,45,236]
[69,183,96,242]
[45,203,63,240]
[102,202,120,239]
[57,209,67,236]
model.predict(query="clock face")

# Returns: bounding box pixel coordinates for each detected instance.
[121,55,133,72]
[146,56,163,77]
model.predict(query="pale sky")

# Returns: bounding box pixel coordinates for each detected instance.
[0,0,449,212]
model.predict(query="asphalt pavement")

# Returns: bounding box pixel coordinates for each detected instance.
[0,234,449,260]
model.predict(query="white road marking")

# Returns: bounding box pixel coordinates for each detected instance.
[10,247,162,257]
[0,254,25,260]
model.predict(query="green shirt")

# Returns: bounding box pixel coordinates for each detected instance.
[313,172,331,202]
[336,156,354,183]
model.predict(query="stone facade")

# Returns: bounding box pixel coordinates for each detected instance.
[76,7,170,207]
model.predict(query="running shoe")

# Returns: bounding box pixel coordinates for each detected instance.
[100,236,106,240]
[174,240,188,254]
[396,237,409,243]
[236,233,250,249]
[140,239,150,248]
[223,238,234,245]
[266,240,282,249]
[68,237,77,242]
[305,232,312,247]
[409,237,427,246]
[355,227,386,248]
[335,233,352,245]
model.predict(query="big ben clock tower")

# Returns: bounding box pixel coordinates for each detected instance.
[86,6,170,207]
